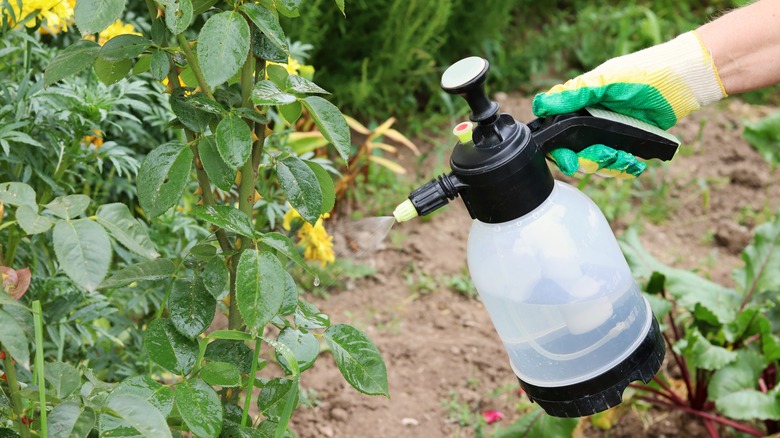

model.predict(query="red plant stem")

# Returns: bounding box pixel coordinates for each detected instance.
[759,378,768,393]
[693,369,710,409]
[662,330,695,401]
[650,377,687,405]
[637,396,765,437]
[629,383,683,405]
[703,419,721,438]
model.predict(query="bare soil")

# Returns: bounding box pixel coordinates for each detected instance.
[289,94,780,438]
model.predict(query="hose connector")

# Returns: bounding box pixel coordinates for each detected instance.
[394,173,463,222]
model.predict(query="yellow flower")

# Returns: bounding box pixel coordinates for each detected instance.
[282,207,335,266]
[3,0,75,34]
[268,56,303,76]
[83,19,140,45]
[81,128,103,151]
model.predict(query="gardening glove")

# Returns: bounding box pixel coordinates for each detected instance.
[533,31,727,178]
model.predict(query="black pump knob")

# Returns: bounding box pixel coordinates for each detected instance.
[441,57,499,124]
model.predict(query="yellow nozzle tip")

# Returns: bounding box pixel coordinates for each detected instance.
[393,199,418,222]
[453,121,474,143]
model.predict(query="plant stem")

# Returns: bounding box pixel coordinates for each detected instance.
[663,319,695,402]
[241,337,262,427]
[629,383,683,405]
[3,227,20,267]
[2,349,31,438]
[32,301,47,437]
[636,396,764,437]
[190,143,232,252]
[703,419,721,438]
[176,33,215,100]
[651,376,687,405]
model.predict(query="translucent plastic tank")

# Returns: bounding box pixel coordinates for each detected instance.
[467,181,651,387]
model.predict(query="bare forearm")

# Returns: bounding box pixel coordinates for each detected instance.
[697,0,780,94]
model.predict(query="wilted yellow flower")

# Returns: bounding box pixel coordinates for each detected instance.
[83,19,140,45]
[3,0,74,34]
[282,207,335,266]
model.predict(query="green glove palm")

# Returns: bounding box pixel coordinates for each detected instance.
[534,31,726,178]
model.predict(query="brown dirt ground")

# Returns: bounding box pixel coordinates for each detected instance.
[288,94,780,438]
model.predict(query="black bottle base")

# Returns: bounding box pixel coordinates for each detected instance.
[518,316,665,418]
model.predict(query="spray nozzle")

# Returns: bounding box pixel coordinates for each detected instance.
[392,173,463,222]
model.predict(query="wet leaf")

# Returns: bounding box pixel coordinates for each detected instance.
[252,32,287,63]
[256,377,298,421]
[16,205,52,234]
[99,258,175,289]
[286,75,329,95]
[74,0,126,35]
[169,279,216,339]
[241,3,288,53]
[200,361,241,387]
[53,219,112,292]
[175,379,223,437]
[137,142,193,218]
[280,271,298,316]
[323,324,388,396]
[295,299,330,330]
[306,160,335,214]
[215,114,252,171]
[198,135,235,191]
[205,339,254,374]
[106,394,172,438]
[192,205,254,237]
[170,88,214,132]
[158,0,193,35]
[236,250,286,331]
[0,182,36,208]
[99,35,151,61]
[45,40,101,87]
[259,232,310,273]
[252,80,296,106]
[93,57,132,85]
[111,375,175,417]
[44,195,91,220]
[48,401,95,438]
[197,11,250,89]
[301,96,350,162]
[201,256,229,299]
[97,203,159,259]
[206,330,254,341]
[276,327,318,374]
[143,318,198,375]
[276,155,321,225]
[0,309,29,368]
[150,49,170,81]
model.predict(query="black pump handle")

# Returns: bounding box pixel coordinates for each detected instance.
[440,56,499,124]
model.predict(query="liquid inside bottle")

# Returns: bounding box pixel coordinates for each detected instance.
[467,181,651,386]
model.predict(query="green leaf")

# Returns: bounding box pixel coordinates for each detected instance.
[241,3,288,53]
[158,0,193,35]
[259,232,310,272]
[205,339,254,374]
[335,0,345,16]
[286,75,329,95]
[143,318,198,375]
[494,405,579,438]
[234,107,270,125]
[198,135,235,191]
[206,330,254,341]
[192,205,254,237]
[44,195,91,220]
[201,256,229,299]
[197,11,250,89]
[252,32,287,63]
[738,213,780,299]
[643,293,672,321]
[252,80,296,106]
[106,394,172,438]
[169,279,216,339]
[15,205,52,235]
[305,160,335,214]
[132,54,152,75]
[678,330,737,370]
[45,40,101,87]
[236,249,286,331]
[112,375,175,417]
[323,324,388,396]
[100,35,151,61]
[279,101,302,125]
[74,0,126,35]
[96,203,159,259]
[94,57,132,85]
[99,258,176,289]
[276,328,318,374]
[715,390,780,421]
[301,96,351,162]
[45,362,81,399]
[295,299,330,330]
[200,361,241,387]
[170,88,214,132]
[723,307,771,344]
[150,49,171,81]
[48,401,95,438]
[743,111,780,168]
[215,114,253,170]
[256,377,298,422]
[188,95,227,115]
[0,182,36,208]
[620,229,741,323]
[175,379,223,438]
[280,271,298,316]
[192,0,218,14]
[709,349,766,400]
[137,142,193,218]
[266,65,289,88]
[53,219,112,292]
[0,309,29,368]
[276,155,322,225]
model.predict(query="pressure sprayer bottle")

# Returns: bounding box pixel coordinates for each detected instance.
[393,57,678,418]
